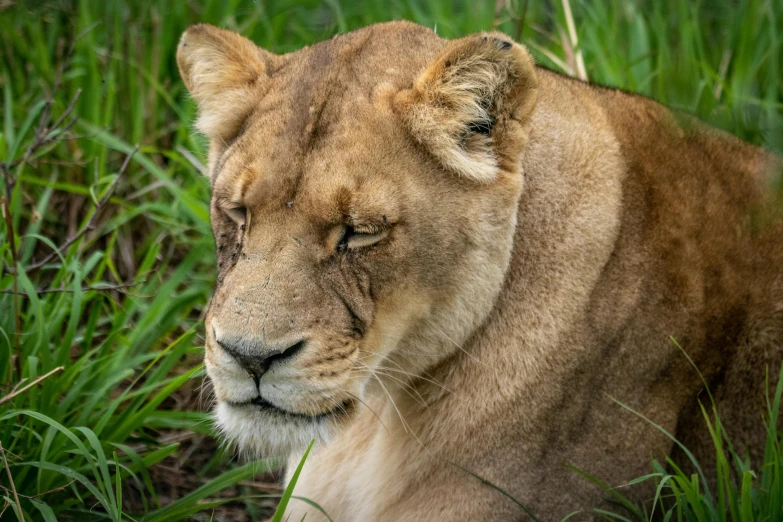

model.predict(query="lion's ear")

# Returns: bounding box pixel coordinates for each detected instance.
[395,33,538,183]
[177,24,273,140]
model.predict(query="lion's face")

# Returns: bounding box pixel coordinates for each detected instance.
[177,22,538,455]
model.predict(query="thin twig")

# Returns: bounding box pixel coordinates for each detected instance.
[237,480,283,491]
[0,281,141,295]
[19,145,138,273]
[1,165,22,378]
[24,158,89,167]
[8,89,82,173]
[0,479,76,500]
[127,430,197,453]
[0,442,24,521]
[0,366,64,406]
[47,92,81,139]
[47,128,100,144]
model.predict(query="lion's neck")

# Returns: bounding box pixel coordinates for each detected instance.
[364,75,628,448]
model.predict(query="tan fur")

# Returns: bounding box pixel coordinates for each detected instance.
[177,22,783,520]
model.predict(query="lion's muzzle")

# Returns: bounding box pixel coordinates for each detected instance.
[213,327,306,382]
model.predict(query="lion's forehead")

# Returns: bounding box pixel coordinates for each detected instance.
[210,23,447,205]
[214,80,428,215]
[247,23,444,150]
[282,21,444,90]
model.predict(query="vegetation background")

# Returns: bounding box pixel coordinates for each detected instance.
[0,0,781,520]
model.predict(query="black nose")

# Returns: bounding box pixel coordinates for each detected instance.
[216,338,305,378]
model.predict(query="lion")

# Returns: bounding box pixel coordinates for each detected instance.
[176,21,783,520]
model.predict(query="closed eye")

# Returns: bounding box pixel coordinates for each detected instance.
[225,206,247,225]
[337,226,390,251]
[218,198,247,226]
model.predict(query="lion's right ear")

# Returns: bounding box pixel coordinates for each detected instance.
[394,33,538,183]
[177,24,273,140]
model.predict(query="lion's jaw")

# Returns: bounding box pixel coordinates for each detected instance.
[177,22,538,457]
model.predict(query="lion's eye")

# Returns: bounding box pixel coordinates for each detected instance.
[337,226,389,252]
[223,204,247,226]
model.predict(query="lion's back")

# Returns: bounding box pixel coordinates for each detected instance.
[590,70,783,475]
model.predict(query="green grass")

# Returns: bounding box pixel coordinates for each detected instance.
[0,0,781,520]
[563,363,783,521]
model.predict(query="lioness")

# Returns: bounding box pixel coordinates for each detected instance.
[177,21,782,520]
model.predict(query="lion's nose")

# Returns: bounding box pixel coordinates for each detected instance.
[215,336,305,379]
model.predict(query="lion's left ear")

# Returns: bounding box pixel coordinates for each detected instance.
[394,33,538,183]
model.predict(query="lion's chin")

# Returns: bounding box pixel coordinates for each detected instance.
[215,401,348,458]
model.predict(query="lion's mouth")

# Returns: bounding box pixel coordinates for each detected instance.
[227,395,353,420]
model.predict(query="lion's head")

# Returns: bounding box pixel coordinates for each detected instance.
[177,21,538,456]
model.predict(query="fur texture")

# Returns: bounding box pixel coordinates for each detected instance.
[177,21,783,520]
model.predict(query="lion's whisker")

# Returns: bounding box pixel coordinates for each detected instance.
[359,367,430,409]
[355,361,410,434]
[423,317,485,366]
[323,395,350,417]
[354,350,453,393]
[344,390,391,433]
